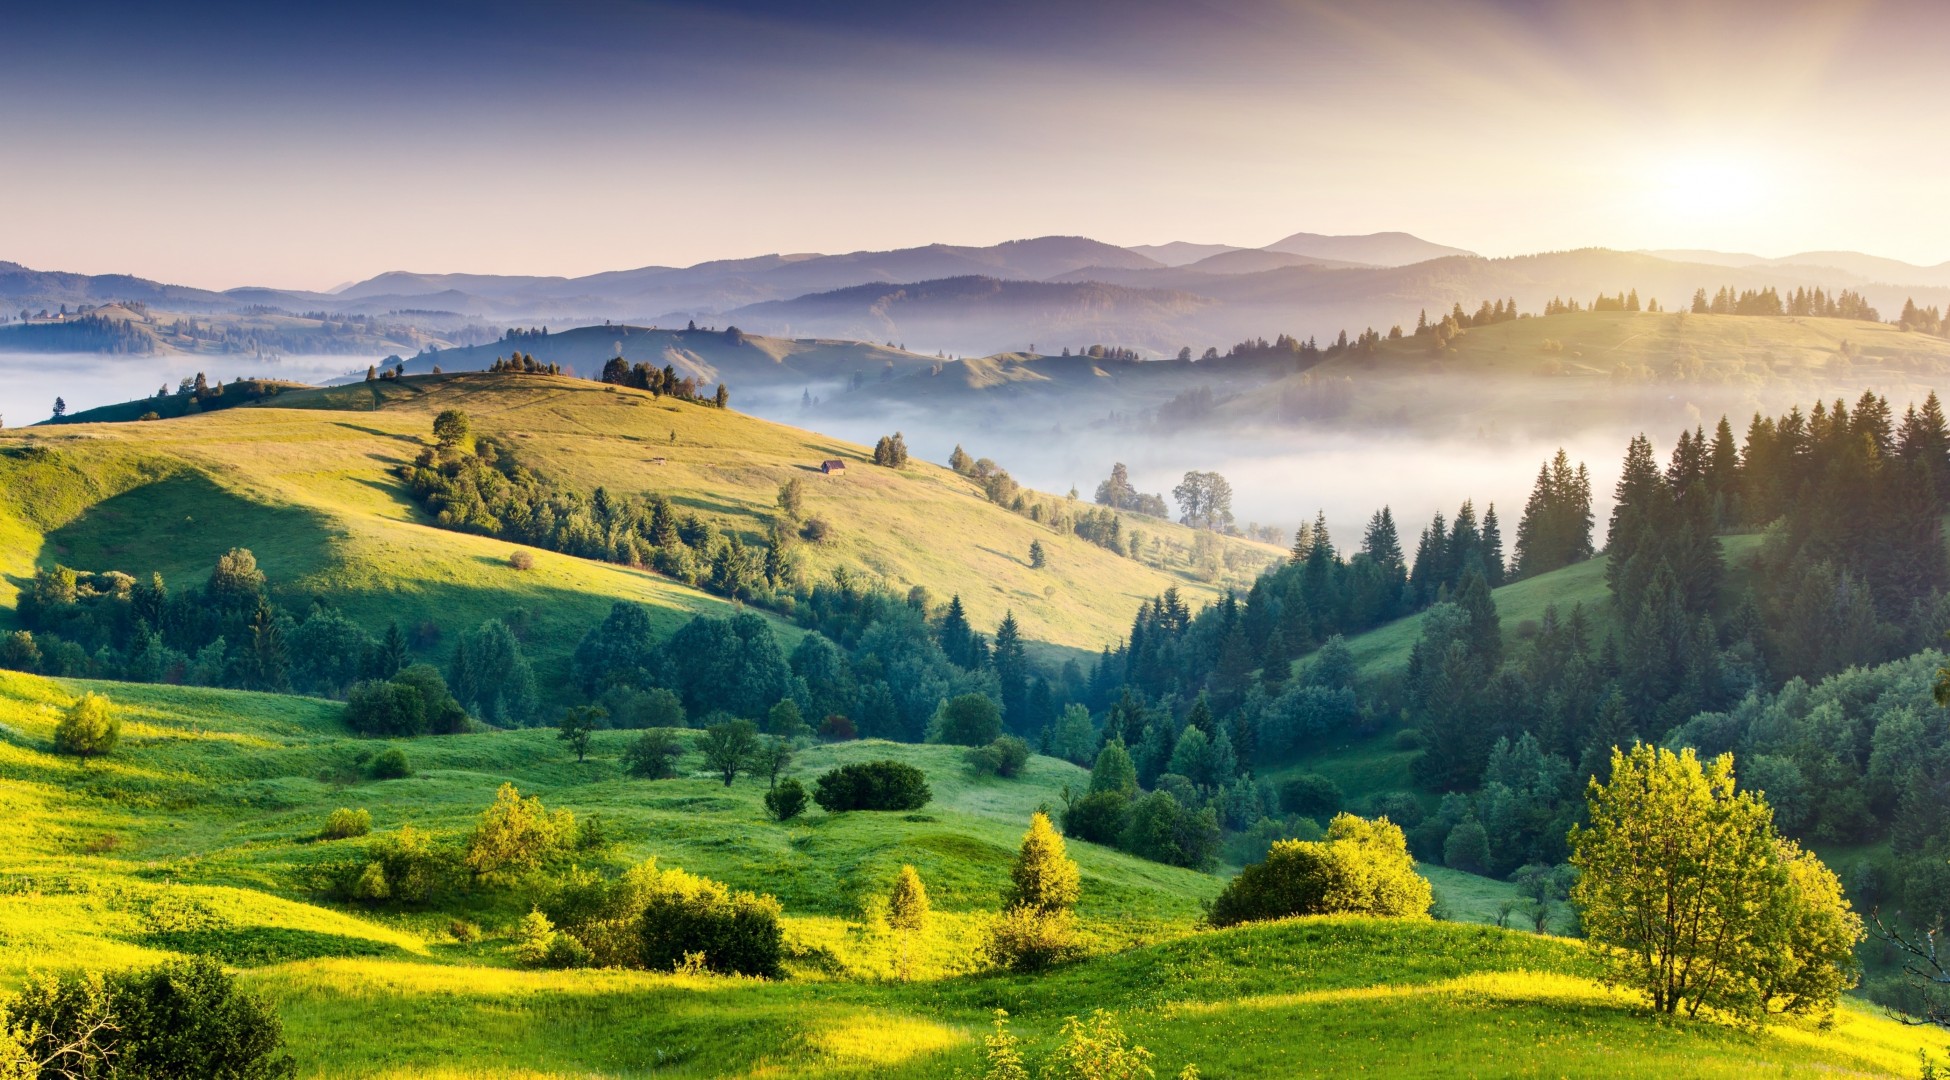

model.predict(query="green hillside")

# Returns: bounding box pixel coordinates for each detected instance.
[3,669,1944,1078]
[3,373,1280,679]
[1261,309,1950,437]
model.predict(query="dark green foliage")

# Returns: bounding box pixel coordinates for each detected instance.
[1513,449,1595,579]
[635,866,784,978]
[369,748,411,780]
[1062,790,1131,845]
[933,693,1004,746]
[10,955,294,1079]
[764,777,808,820]
[1279,773,1343,820]
[698,717,760,786]
[966,734,1031,777]
[345,664,467,737]
[812,760,931,812]
[622,729,684,779]
[403,435,774,604]
[557,705,603,762]
[1120,791,1222,870]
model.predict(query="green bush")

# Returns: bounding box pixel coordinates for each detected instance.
[1279,773,1344,820]
[345,664,467,737]
[622,729,684,779]
[984,906,1079,973]
[764,777,808,821]
[931,693,1003,746]
[636,864,784,977]
[967,735,1032,778]
[319,807,372,840]
[9,955,293,1078]
[54,691,119,756]
[1062,790,1131,845]
[369,747,411,780]
[464,783,574,880]
[812,760,932,812]
[1209,813,1433,927]
[341,825,454,905]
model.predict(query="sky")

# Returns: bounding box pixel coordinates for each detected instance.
[6,0,1948,290]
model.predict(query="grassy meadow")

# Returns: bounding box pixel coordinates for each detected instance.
[3,668,1947,1077]
[1,374,1282,682]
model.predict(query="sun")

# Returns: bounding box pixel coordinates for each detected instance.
[1646,153,1769,222]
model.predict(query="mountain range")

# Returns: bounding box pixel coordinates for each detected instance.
[7,232,1950,360]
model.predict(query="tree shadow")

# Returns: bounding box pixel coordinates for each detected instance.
[39,472,337,585]
[140,925,405,967]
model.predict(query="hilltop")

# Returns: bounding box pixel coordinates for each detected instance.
[3,667,1944,1077]
[2,373,1281,681]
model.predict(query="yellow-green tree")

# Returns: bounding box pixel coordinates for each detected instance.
[1005,812,1079,916]
[464,783,574,880]
[1209,812,1431,926]
[887,864,931,980]
[1571,744,1860,1020]
[54,692,118,756]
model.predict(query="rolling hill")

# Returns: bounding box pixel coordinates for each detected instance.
[3,667,1944,1078]
[2,373,1282,680]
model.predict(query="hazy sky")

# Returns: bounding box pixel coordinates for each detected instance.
[8,0,1947,290]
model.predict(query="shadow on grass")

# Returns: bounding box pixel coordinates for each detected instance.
[40,471,336,585]
[142,925,406,967]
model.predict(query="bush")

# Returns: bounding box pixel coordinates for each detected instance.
[464,783,574,880]
[369,747,411,780]
[967,735,1032,778]
[764,777,808,821]
[508,549,535,571]
[818,713,856,740]
[319,808,372,840]
[622,729,684,779]
[1443,817,1490,873]
[54,691,118,756]
[984,906,1079,973]
[345,665,468,737]
[1062,790,1131,845]
[343,824,454,905]
[1279,774,1344,820]
[813,760,932,812]
[636,864,784,977]
[1209,813,1433,927]
[9,955,294,1079]
[932,693,1003,746]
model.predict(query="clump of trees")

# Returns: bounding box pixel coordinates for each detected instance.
[345,664,469,737]
[986,812,1081,972]
[871,432,910,467]
[2,956,293,1079]
[1209,813,1431,926]
[1572,744,1860,1021]
[812,760,932,812]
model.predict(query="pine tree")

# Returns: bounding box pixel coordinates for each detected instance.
[992,612,1029,731]
[887,864,931,980]
[1004,812,1080,916]
[1481,504,1505,586]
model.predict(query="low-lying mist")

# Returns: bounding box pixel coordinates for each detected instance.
[0,353,366,425]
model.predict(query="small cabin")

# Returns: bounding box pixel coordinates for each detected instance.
[821,459,846,475]
[649,456,667,466]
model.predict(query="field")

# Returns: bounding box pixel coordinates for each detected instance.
[3,668,1945,1077]
[1,374,1282,681]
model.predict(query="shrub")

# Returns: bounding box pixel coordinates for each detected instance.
[636,864,784,977]
[1006,812,1080,916]
[1042,1010,1156,1080]
[1209,813,1433,927]
[1,628,41,672]
[464,783,574,880]
[764,777,808,821]
[1279,774,1344,820]
[345,665,468,737]
[9,955,293,1079]
[818,713,856,740]
[800,516,832,543]
[932,693,1003,746]
[319,808,372,840]
[985,906,1079,973]
[1120,791,1223,870]
[344,824,454,905]
[1443,817,1490,873]
[813,760,931,812]
[887,865,931,980]
[513,908,559,966]
[967,735,1031,778]
[1062,790,1131,845]
[508,549,535,571]
[369,747,411,780]
[622,729,684,779]
[54,691,118,756]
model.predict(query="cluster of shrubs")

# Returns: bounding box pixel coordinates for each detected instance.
[1209,813,1432,927]
[812,760,931,812]
[1061,739,1223,870]
[518,860,784,977]
[0,956,292,1078]
[344,664,468,736]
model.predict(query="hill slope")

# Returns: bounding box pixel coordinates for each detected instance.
[3,669,1943,1078]
[3,374,1280,677]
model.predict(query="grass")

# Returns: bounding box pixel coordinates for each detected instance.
[4,669,1947,1077]
[3,373,1281,682]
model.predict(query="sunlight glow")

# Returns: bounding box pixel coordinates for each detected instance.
[1646,153,1771,222]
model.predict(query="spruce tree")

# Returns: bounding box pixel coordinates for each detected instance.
[1004,812,1080,916]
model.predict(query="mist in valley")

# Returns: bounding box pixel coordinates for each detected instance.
[0,352,367,426]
